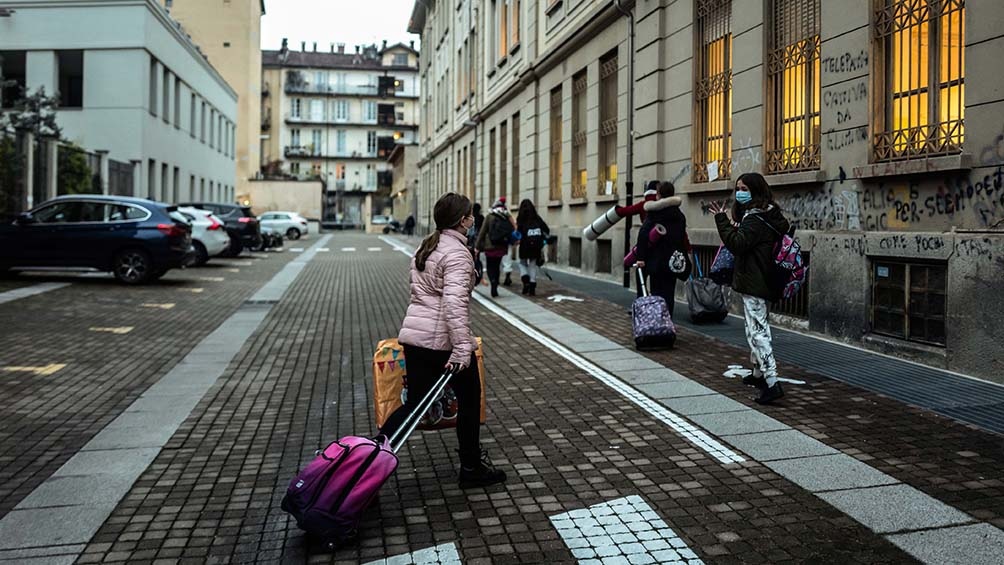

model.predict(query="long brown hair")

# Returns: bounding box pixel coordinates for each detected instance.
[731,172,777,223]
[415,192,473,271]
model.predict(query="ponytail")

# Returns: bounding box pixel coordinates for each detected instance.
[414,231,441,272]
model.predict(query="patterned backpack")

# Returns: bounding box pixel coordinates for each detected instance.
[755,216,808,300]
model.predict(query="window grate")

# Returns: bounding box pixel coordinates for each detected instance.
[572,70,588,198]
[598,50,619,195]
[872,0,964,162]
[766,0,821,174]
[549,87,563,201]
[693,0,732,183]
[871,259,946,346]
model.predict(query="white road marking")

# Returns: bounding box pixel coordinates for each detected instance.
[178,288,204,293]
[551,496,704,564]
[361,542,460,565]
[724,365,805,385]
[0,282,71,305]
[1,364,66,377]
[140,303,175,310]
[290,248,304,252]
[88,327,133,335]
[341,247,357,252]
[382,235,744,465]
[367,247,383,252]
[198,277,225,282]
[317,248,330,252]
[547,294,584,303]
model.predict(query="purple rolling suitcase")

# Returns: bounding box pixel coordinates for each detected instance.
[632,268,676,349]
[281,367,459,549]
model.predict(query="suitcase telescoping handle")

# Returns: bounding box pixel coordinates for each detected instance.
[636,266,649,297]
[387,366,457,453]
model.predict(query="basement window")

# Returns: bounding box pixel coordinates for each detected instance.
[569,236,582,269]
[871,259,946,346]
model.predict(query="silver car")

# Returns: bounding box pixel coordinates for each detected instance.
[259,211,309,240]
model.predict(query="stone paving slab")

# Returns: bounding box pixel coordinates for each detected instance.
[718,429,839,461]
[887,523,1004,565]
[689,409,790,436]
[658,395,751,416]
[819,484,975,534]
[615,368,692,386]
[764,453,901,493]
[634,380,718,400]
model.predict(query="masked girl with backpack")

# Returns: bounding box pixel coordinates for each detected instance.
[475,197,517,297]
[709,173,790,405]
[515,199,550,296]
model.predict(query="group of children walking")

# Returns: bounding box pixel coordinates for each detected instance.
[471,196,550,298]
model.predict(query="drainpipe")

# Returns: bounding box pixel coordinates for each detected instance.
[615,0,635,288]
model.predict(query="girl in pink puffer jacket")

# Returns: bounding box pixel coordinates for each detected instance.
[379,192,507,489]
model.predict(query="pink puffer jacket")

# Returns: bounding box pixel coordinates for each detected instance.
[398,229,477,365]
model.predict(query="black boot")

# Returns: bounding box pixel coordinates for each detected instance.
[528,282,536,296]
[521,275,530,295]
[491,283,499,298]
[742,374,768,389]
[503,273,512,286]
[459,449,507,489]
[755,382,784,405]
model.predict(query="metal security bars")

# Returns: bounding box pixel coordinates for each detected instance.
[694,0,732,183]
[766,0,821,173]
[871,259,946,346]
[549,87,563,201]
[873,0,965,162]
[598,51,619,196]
[571,71,588,198]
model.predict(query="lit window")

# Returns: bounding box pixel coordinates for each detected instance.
[694,0,732,183]
[873,0,964,161]
[766,0,820,173]
[549,87,562,201]
[571,70,587,198]
[598,50,618,195]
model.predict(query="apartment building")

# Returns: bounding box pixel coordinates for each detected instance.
[0,0,238,204]
[159,0,265,198]
[260,40,419,226]
[410,0,1004,382]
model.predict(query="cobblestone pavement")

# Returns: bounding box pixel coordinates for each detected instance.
[6,233,1003,563]
[0,251,295,520]
[69,234,910,564]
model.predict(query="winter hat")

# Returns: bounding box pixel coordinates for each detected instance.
[491,196,507,210]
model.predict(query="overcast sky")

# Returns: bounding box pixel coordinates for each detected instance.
[260,0,420,52]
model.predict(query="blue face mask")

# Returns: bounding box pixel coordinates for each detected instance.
[735,190,752,205]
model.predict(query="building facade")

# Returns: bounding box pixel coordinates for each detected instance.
[260,41,419,226]
[159,0,264,199]
[0,0,238,204]
[410,0,1004,383]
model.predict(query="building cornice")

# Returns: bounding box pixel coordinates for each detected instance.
[0,0,239,101]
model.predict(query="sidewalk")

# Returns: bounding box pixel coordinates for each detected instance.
[535,264,1004,435]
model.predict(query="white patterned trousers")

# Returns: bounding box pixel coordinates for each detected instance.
[741,294,778,385]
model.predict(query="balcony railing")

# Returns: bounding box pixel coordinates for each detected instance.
[285,112,378,126]
[284,145,378,159]
[285,83,380,96]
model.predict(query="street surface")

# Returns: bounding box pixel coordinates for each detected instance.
[0,232,1001,564]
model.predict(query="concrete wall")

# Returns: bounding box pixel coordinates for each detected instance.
[0,0,238,204]
[244,179,323,220]
[159,0,263,198]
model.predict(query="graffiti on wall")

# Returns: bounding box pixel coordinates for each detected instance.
[732,137,762,176]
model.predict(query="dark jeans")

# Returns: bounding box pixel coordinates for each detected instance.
[649,273,678,320]
[486,255,503,287]
[379,344,482,467]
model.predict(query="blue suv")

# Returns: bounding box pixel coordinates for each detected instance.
[0,195,193,284]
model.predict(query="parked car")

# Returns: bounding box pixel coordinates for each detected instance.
[371,215,395,225]
[259,211,309,240]
[0,195,192,284]
[177,206,230,266]
[178,202,260,256]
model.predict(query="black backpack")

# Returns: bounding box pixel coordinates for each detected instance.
[521,225,546,255]
[488,216,512,246]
